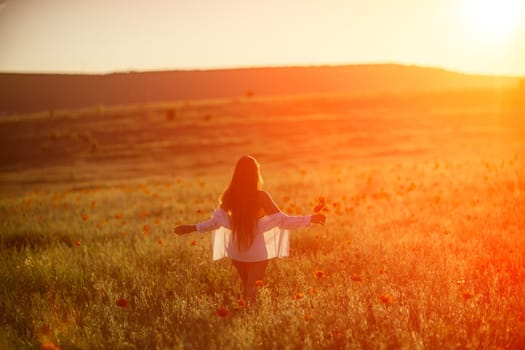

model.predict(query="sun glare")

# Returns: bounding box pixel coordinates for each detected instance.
[461,0,524,43]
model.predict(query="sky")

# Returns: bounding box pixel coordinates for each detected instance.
[0,0,524,76]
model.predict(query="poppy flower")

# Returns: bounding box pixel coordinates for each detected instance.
[294,292,304,300]
[115,213,122,219]
[75,240,81,247]
[235,298,246,309]
[215,307,230,317]
[255,280,264,288]
[314,199,326,213]
[351,274,362,282]
[463,292,474,300]
[40,341,60,350]
[81,214,88,221]
[303,313,313,321]
[314,270,325,279]
[158,239,164,245]
[190,240,197,246]
[379,294,394,305]
[116,298,129,308]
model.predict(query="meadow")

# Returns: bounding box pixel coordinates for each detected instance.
[1,87,524,349]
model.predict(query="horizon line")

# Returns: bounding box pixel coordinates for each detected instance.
[0,62,523,79]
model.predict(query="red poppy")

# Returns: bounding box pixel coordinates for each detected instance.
[351,274,362,282]
[379,294,394,305]
[463,292,474,300]
[75,240,81,247]
[41,341,60,350]
[314,270,325,279]
[116,298,129,308]
[81,214,88,221]
[255,280,264,288]
[215,307,230,317]
[314,196,329,213]
[235,298,246,309]
[190,240,197,246]
[294,292,304,300]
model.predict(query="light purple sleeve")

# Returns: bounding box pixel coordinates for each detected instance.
[278,213,312,230]
[196,209,228,233]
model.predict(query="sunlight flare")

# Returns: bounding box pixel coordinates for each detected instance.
[461,0,524,43]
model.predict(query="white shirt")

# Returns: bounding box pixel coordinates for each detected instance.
[196,208,312,262]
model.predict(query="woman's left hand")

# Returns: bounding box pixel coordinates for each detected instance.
[174,224,195,235]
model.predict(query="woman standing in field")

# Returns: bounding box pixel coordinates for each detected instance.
[174,155,326,302]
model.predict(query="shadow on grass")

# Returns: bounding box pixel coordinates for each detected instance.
[0,231,77,251]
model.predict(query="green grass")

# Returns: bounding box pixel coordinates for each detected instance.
[1,156,525,349]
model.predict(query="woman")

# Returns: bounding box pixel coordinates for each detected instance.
[174,156,326,302]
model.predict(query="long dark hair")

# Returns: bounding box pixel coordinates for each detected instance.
[220,156,263,251]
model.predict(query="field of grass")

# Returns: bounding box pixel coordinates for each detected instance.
[1,88,524,349]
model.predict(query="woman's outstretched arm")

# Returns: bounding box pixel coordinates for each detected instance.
[174,224,197,235]
[259,190,326,226]
[174,208,226,235]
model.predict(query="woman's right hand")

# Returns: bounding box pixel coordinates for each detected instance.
[311,214,326,225]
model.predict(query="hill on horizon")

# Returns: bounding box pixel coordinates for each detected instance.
[0,64,521,115]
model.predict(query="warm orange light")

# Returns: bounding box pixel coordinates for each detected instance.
[460,0,523,43]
